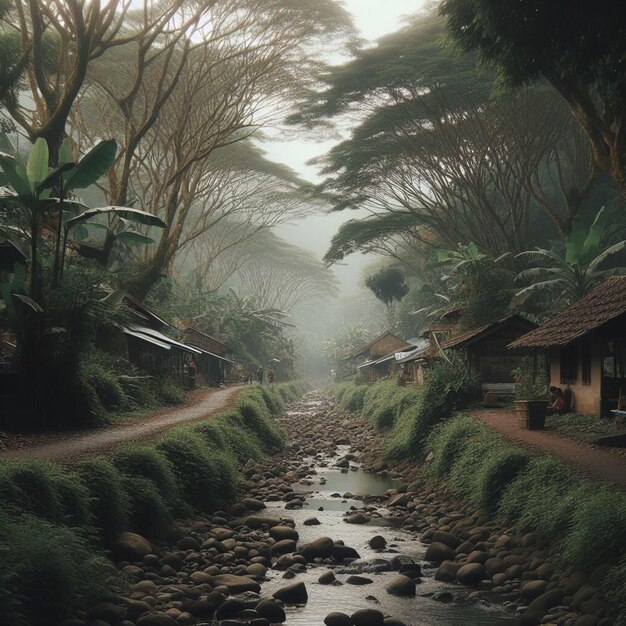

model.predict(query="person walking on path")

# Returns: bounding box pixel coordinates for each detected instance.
[257,365,264,385]
[268,367,276,387]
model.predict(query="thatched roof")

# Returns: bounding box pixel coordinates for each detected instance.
[442,315,536,350]
[508,277,626,349]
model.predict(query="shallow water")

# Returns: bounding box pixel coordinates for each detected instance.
[258,432,515,625]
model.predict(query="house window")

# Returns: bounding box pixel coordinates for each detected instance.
[582,341,592,386]
[560,344,578,385]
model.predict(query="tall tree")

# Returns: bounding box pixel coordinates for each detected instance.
[441,0,626,199]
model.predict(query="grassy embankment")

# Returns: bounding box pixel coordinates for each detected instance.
[0,381,308,626]
[335,376,626,623]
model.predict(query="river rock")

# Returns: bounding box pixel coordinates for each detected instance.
[303,517,321,525]
[239,515,284,529]
[300,537,335,560]
[457,563,486,586]
[215,599,245,620]
[255,599,286,623]
[333,544,361,561]
[272,581,308,604]
[432,530,461,549]
[209,574,261,594]
[424,542,455,563]
[113,532,152,562]
[325,612,352,626]
[369,535,387,550]
[347,575,374,585]
[385,574,416,597]
[345,512,370,524]
[319,571,336,584]
[520,579,549,601]
[270,526,299,542]
[86,602,127,624]
[242,498,266,511]
[387,493,409,507]
[136,615,178,626]
[271,539,297,555]
[351,608,384,626]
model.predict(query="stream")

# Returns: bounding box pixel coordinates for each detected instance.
[256,399,515,625]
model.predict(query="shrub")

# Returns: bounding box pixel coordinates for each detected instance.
[112,445,187,516]
[123,476,174,539]
[259,385,285,414]
[157,376,186,405]
[77,459,130,543]
[341,384,368,413]
[424,415,485,479]
[0,512,112,626]
[195,412,264,464]
[237,397,285,450]
[498,455,581,542]
[604,555,626,625]
[82,361,128,412]
[477,448,531,513]
[562,489,626,570]
[52,470,92,527]
[0,461,65,523]
[155,431,238,511]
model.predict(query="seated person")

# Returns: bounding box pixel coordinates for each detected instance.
[547,386,566,414]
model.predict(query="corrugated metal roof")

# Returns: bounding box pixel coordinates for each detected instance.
[123,327,171,350]
[188,344,237,364]
[442,315,536,349]
[508,277,626,348]
[127,324,202,354]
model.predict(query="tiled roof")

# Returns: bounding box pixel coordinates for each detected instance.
[508,277,626,348]
[442,315,536,349]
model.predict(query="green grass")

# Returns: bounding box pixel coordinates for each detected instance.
[546,412,615,442]
[76,458,130,543]
[123,476,174,539]
[0,512,113,626]
[427,414,626,576]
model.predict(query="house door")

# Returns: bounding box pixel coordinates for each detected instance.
[601,340,626,417]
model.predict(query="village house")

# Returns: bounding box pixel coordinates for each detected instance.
[180,326,237,386]
[338,330,413,382]
[508,277,626,417]
[442,314,537,397]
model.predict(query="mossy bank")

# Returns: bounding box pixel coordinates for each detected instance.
[0,381,308,626]
[336,377,626,626]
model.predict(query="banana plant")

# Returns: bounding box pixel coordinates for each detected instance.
[514,207,626,307]
[0,136,166,300]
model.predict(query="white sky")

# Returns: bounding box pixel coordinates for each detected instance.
[267,0,427,294]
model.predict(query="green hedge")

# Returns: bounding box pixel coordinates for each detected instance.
[0,379,304,626]
[426,415,626,581]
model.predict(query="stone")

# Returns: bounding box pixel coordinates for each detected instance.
[424,542,455,563]
[86,602,127,624]
[385,574,416,597]
[369,535,387,550]
[432,531,461,549]
[209,574,261,594]
[333,544,361,561]
[239,515,284,529]
[113,532,152,562]
[300,537,335,560]
[136,615,178,626]
[246,563,267,577]
[177,536,202,551]
[351,608,384,626]
[434,561,460,582]
[242,498,266,511]
[347,575,374,585]
[484,557,506,575]
[270,526,299,542]
[521,580,549,601]
[456,563,486,586]
[387,494,409,507]
[303,517,321,526]
[325,612,352,626]
[345,512,370,524]
[271,539,297,555]
[216,599,245,620]
[255,599,286,623]
[272,581,308,604]
[574,617,600,626]
[127,601,152,622]
[432,591,454,603]
[319,571,336,585]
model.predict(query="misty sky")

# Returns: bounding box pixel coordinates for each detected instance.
[267,0,428,295]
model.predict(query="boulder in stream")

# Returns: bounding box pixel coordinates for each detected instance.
[272,581,308,604]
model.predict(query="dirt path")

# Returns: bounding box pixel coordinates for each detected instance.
[0,385,244,464]
[474,408,626,489]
